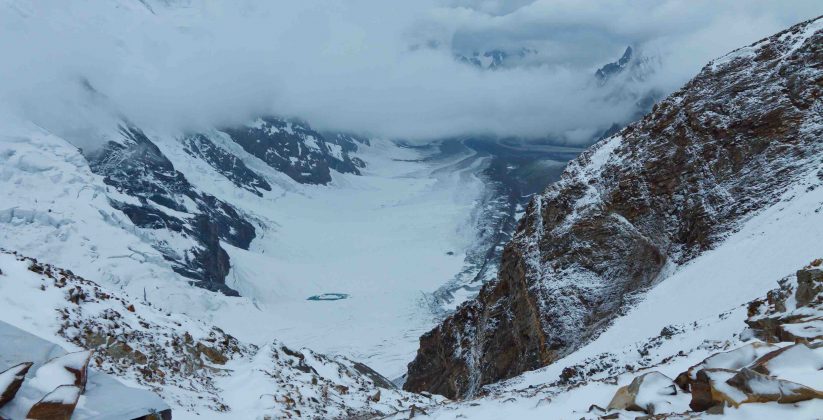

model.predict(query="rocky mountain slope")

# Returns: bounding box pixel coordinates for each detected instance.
[0,251,440,418]
[83,116,365,296]
[405,15,823,399]
[399,255,823,419]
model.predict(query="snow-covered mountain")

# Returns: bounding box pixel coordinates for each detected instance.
[0,108,577,417]
[82,116,366,296]
[1,1,821,419]
[404,14,823,417]
[0,21,580,419]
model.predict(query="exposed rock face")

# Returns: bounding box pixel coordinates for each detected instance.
[747,262,823,343]
[182,133,272,196]
[220,117,366,185]
[405,16,823,399]
[84,117,368,295]
[26,384,82,420]
[595,46,635,81]
[0,363,32,408]
[796,267,823,307]
[87,125,255,295]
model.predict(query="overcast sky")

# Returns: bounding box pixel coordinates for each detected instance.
[1,0,820,144]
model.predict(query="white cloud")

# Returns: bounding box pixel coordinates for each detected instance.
[0,0,819,144]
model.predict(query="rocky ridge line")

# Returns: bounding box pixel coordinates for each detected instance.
[405,16,823,399]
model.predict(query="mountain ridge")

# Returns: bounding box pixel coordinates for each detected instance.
[404,14,823,400]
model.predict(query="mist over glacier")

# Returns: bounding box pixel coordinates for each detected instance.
[1,0,819,144]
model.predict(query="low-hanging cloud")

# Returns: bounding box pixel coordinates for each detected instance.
[0,0,820,145]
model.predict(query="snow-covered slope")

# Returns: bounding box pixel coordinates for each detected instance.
[0,320,170,419]
[0,107,485,370]
[397,176,823,417]
[406,14,823,400]
[0,251,442,418]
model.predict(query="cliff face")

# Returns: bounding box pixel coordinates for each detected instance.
[405,17,823,399]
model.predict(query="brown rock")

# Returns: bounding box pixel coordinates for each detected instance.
[746,267,823,343]
[0,362,33,408]
[26,384,81,420]
[796,268,823,307]
[690,367,823,411]
[196,342,228,365]
[689,368,738,411]
[59,350,93,391]
[727,368,823,404]
[606,371,678,415]
[674,342,777,391]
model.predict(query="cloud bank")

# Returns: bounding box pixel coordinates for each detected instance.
[1,0,820,144]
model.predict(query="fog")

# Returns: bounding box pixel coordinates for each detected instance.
[0,0,820,144]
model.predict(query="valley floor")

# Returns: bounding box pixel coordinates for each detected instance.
[210,140,489,378]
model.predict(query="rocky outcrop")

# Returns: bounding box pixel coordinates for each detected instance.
[690,366,823,411]
[747,262,823,343]
[606,371,679,415]
[40,350,94,391]
[87,125,255,295]
[26,384,82,420]
[220,117,366,185]
[0,363,32,408]
[182,133,271,196]
[1,250,438,418]
[406,16,823,398]
[674,342,778,392]
[3,251,251,411]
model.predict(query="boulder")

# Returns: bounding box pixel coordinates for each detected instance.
[26,384,81,420]
[689,369,739,412]
[748,343,823,388]
[746,263,823,343]
[796,267,823,308]
[0,362,32,408]
[34,350,93,392]
[727,368,823,404]
[690,367,823,411]
[674,342,777,391]
[606,371,678,415]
